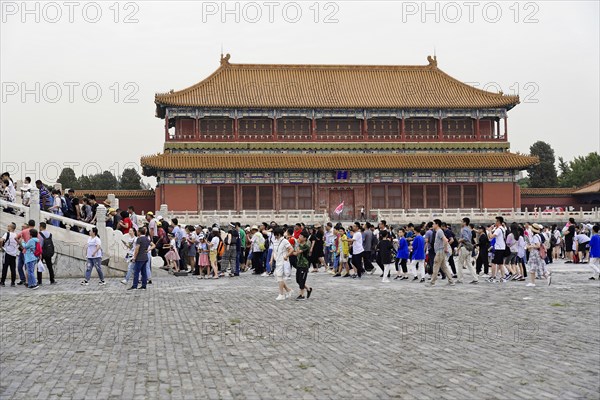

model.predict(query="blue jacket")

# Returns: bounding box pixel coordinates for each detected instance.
[590,234,600,258]
[411,235,425,260]
[396,237,409,259]
[22,238,39,264]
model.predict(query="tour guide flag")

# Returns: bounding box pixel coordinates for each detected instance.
[334,201,344,215]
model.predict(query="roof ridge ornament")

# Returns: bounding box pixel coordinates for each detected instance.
[220,53,231,66]
[427,55,437,67]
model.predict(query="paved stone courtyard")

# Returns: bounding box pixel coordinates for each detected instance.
[1,261,599,400]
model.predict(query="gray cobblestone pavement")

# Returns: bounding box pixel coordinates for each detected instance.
[1,260,599,400]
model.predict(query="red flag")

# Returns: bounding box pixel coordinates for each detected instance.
[334,201,344,215]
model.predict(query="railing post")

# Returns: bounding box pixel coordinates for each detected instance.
[96,204,108,259]
[107,193,117,210]
[158,204,168,219]
[579,207,583,218]
[29,188,41,225]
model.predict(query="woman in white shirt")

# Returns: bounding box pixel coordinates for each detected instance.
[82,227,104,286]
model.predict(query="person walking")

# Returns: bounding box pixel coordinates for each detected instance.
[430,219,455,286]
[378,231,396,282]
[81,227,104,286]
[293,230,313,300]
[457,217,478,284]
[270,227,294,300]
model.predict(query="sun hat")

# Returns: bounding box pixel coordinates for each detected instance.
[198,234,205,240]
[251,225,259,231]
[532,223,543,233]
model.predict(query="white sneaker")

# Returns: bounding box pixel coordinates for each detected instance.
[525,283,536,287]
[261,272,268,277]
[285,289,294,299]
[98,281,106,286]
[276,294,285,301]
[80,280,89,286]
[121,279,127,285]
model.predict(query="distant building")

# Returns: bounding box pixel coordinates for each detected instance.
[142,54,537,218]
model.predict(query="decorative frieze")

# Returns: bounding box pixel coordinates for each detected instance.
[158,170,516,185]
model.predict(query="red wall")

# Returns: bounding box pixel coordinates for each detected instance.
[481,182,520,209]
[162,184,198,212]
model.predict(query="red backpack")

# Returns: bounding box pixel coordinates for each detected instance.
[34,241,43,258]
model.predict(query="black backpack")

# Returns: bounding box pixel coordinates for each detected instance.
[42,233,55,258]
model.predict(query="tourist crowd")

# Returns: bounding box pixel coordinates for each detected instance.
[2,172,600,297]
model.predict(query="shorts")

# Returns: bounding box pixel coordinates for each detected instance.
[492,251,505,265]
[504,253,518,265]
[339,253,348,263]
[209,250,217,263]
[275,262,285,282]
[578,243,589,253]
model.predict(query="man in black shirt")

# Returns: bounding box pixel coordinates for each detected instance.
[129,227,151,290]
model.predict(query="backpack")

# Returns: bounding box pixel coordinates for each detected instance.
[217,239,225,257]
[42,233,55,258]
[537,235,547,259]
[34,241,43,258]
[550,233,557,246]
[60,196,69,216]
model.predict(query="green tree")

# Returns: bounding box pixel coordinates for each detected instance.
[119,168,142,190]
[517,177,530,188]
[89,171,119,190]
[57,167,78,189]
[559,152,600,188]
[77,175,92,190]
[527,141,558,188]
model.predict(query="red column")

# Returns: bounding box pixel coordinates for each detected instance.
[272,117,277,141]
[363,118,368,140]
[504,116,508,140]
[438,117,443,141]
[400,117,406,141]
[164,114,169,141]
[233,117,239,141]
[311,118,317,141]
[475,118,480,141]
[194,118,199,141]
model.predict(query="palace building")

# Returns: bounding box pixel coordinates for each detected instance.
[141,54,537,219]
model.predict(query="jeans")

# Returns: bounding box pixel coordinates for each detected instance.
[324,245,332,267]
[132,260,148,288]
[265,248,273,273]
[26,260,37,287]
[85,257,104,281]
[146,254,152,280]
[17,253,26,282]
[125,261,135,282]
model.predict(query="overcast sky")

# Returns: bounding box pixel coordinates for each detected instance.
[1,0,599,185]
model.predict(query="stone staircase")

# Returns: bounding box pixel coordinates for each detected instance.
[0,189,130,278]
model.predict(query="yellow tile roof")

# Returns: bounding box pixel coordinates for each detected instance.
[141,152,537,172]
[78,190,155,199]
[520,188,575,196]
[155,55,519,109]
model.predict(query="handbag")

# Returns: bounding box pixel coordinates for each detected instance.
[37,259,46,273]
